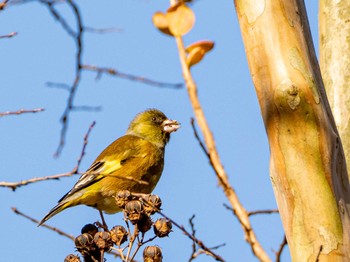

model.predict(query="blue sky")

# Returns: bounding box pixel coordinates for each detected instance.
[1,1,319,261]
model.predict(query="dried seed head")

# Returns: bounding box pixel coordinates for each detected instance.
[116,190,132,208]
[124,200,144,224]
[110,225,128,246]
[138,215,153,234]
[143,246,163,262]
[81,223,98,236]
[93,231,113,251]
[143,194,162,215]
[75,233,94,256]
[153,218,172,238]
[64,254,81,262]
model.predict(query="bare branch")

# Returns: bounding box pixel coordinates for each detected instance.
[248,209,279,216]
[0,121,95,191]
[12,207,123,259]
[190,116,270,261]
[72,121,95,173]
[0,107,44,117]
[84,26,123,34]
[0,32,18,38]
[41,0,76,37]
[54,0,84,157]
[173,6,271,258]
[38,0,85,157]
[71,105,102,112]
[11,207,75,240]
[0,171,82,191]
[190,118,210,158]
[186,214,225,261]
[32,1,182,157]
[81,64,183,89]
[275,235,287,262]
[0,0,10,10]
[225,204,279,217]
[157,210,225,262]
[188,215,197,262]
[46,82,71,91]
[315,245,323,262]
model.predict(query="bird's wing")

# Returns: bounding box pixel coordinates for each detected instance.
[58,135,151,202]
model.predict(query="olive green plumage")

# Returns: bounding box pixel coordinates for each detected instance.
[39,109,180,225]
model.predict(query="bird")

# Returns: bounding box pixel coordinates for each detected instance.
[39,109,180,226]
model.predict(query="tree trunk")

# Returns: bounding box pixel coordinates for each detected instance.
[319,0,350,180]
[233,0,350,260]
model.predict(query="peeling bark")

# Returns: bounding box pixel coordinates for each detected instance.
[319,0,350,180]
[234,0,350,260]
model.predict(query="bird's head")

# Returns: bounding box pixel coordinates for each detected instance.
[126,109,180,148]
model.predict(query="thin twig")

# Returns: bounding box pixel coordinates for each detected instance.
[0,121,95,191]
[188,215,197,262]
[0,32,18,38]
[191,117,271,261]
[186,214,224,261]
[71,105,102,112]
[157,210,225,262]
[81,64,183,89]
[125,224,138,262]
[42,0,76,37]
[84,26,123,34]
[171,2,270,258]
[0,0,10,10]
[275,235,287,262]
[315,245,323,262]
[0,171,83,191]
[248,209,279,216]
[40,0,181,156]
[12,207,122,259]
[72,121,95,173]
[12,207,75,240]
[0,107,44,117]
[54,0,84,157]
[46,82,71,91]
[39,0,85,157]
[190,118,209,157]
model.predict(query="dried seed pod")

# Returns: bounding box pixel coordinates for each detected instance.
[124,200,144,224]
[115,190,132,209]
[143,194,162,215]
[93,231,113,251]
[75,233,101,261]
[81,223,98,236]
[143,246,163,262]
[75,233,94,256]
[153,218,172,238]
[110,225,128,246]
[138,215,153,233]
[64,254,81,262]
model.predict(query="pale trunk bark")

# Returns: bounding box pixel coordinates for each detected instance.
[234,0,350,260]
[319,1,350,180]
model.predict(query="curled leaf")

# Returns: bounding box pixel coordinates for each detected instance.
[152,11,172,36]
[186,40,214,53]
[166,3,195,36]
[186,40,215,67]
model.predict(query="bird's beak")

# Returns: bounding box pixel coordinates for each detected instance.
[162,119,181,133]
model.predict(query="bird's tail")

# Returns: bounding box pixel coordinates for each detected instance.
[38,201,71,227]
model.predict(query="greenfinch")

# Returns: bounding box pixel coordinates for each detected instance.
[39,109,180,226]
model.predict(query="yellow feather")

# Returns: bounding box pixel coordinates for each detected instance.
[39,109,180,226]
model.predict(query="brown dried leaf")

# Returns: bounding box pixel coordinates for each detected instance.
[186,41,215,67]
[166,3,195,36]
[186,40,215,53]
[152,11,172,36]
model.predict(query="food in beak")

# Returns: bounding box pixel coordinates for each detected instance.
[162,119,181,133]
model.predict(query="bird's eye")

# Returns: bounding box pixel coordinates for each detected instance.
[151,117,157,122]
